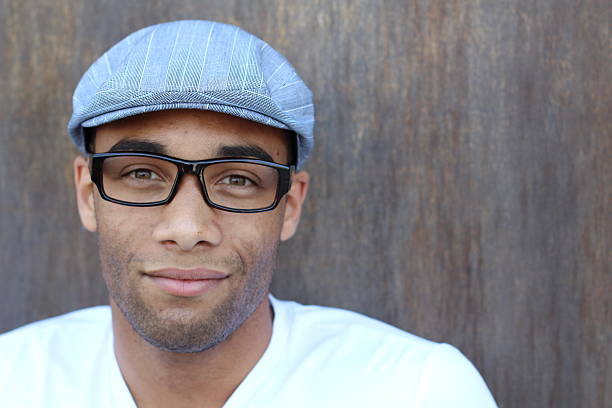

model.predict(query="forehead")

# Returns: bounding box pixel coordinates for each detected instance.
[93,109,290,162]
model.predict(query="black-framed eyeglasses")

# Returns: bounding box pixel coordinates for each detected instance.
[89,152,294,213]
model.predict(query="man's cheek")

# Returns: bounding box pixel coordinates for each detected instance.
[225,221,271,253]
[97,210,152,244]
[96,218,138,278]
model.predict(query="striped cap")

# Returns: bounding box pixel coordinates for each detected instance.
[67,20,314,169]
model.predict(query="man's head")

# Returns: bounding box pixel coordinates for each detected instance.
[69,20,313,353]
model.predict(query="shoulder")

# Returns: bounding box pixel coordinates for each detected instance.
[271,295,437,353]
[267,296,497,407]
[0,306,116,405]
[413,343,498,407]
[0,305,112,367]
[0,305,111,351]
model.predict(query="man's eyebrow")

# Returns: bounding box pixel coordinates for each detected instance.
[216,145,275,162]
[106,140,276,162]
[107,139,167,154]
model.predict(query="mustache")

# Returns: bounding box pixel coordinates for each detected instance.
[127,252,245,271]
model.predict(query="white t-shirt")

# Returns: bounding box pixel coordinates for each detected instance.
[0,296,497,407]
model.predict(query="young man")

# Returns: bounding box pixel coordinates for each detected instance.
[0,20,497,407]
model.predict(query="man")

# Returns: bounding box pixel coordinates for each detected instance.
[0,20,497,407]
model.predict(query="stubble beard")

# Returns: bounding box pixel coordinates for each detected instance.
[97,234,277,354]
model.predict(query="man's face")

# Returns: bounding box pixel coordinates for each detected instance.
[75,109,306,353]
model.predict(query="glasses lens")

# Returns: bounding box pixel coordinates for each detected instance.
[203,162,279,210]
[101,156,177,203]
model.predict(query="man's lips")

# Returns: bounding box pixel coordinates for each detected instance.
[144,268,229,280]
[143,268,229,297]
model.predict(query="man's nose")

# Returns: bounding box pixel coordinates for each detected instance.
[151,174,222,251]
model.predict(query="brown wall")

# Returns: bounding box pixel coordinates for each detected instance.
[1,1,610,406]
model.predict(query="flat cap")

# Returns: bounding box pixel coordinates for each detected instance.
[68,20,314,169]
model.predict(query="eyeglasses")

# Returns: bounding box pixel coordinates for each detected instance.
[89,152,293,213]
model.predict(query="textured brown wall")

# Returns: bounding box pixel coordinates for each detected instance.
[1,1,610,407]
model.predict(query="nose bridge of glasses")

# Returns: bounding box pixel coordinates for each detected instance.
[168,160,221,207]
[172,164,208,204]
[175,161,201,175]
[186,163,205,190]
[175,162,205,186]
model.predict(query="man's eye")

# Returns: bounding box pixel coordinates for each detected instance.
[218,175,254,186]
[125,169,162,180]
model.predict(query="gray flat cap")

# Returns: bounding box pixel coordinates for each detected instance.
[68,20,314,169]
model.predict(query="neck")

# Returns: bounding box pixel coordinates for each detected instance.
[111,296,273,408]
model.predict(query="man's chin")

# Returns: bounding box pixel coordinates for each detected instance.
[139,326,229,354]
[113,292,243,353]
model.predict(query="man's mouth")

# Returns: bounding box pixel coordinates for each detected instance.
[143,268,229,297]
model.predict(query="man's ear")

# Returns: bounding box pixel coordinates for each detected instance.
[73,156,97,232]
[280,171,309,241]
